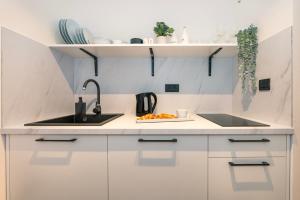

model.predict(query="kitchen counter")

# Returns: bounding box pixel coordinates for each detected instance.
[1,114,293,135]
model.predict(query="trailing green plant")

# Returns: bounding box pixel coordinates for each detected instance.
[236,24,258,94]
[154,22,174,37]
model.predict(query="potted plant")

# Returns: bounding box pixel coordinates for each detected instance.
[154,22,174,44]
[236,24,258,94]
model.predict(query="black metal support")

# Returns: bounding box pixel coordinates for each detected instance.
[79,48,98,76]
[149,48,154,76]
[208,48,223,76]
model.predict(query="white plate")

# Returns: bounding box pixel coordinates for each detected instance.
[59,19,71,44]
[76,29,86,44]
[136,117,194,123]
[62,19,73,44]
[65,19,80,44]
[81,28,94,44]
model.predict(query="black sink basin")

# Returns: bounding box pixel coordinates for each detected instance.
[25,114,124,126]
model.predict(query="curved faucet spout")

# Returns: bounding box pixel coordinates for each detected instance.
[82,79,101,115]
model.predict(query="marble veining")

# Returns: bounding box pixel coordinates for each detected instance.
[233,27,293,126]
[1,28,75,127]
[74,56,235,114]
[74,57,235,94]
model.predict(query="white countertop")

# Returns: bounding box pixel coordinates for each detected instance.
[1,114,294,135]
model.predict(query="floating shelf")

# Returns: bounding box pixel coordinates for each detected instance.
[49,44,237,76]
[50,43,237,58]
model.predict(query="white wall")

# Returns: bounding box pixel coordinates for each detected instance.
[1,28,75,127]
[232,27,293,126]
[0,26,6,200]
[258,0,293,41]
[74,57,234,114]
[0,0,293,44]
[293,0,300,199]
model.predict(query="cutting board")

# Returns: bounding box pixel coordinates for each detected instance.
[136,117,194,123]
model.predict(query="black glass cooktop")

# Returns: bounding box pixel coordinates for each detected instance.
[198,114,269,127]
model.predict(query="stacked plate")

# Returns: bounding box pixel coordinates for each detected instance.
[59,19,94,44]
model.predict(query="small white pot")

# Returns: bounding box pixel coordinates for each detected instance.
[156,36,167,44]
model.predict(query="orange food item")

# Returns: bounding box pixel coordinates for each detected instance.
[137,113,176,120]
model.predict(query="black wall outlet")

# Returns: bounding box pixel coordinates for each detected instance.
[165,84,179,92]
[259,79,271,91]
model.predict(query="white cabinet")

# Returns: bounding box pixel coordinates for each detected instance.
[209,135,287,157]
[108,135,208,200]
[208,135,289,200]
[9,135,108,200]
[208,157,288,200]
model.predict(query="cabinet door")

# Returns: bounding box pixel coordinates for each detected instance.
[209,135,287,158]
[108,135,207,200]
[209,157,287,200]
[9,135,108,200]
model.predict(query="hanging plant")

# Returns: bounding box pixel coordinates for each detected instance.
[236,24,258,94]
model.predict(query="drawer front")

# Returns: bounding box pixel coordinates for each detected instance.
[209,157,287,200]
[9,135,108,200]
[108,135,208,200]
[209,135,287,157]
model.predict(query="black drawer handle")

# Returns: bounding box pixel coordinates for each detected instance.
[229,161,270,167]
[138,138,178,143]
[35,138,77,142]
[228,138,270,143]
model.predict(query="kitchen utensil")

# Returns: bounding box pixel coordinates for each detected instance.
[143,38,149,44]
[81,28,94,44]
[65,19,80,44]
[76,29,85,44]
[180,26,189,44]
[59,19,72,44]
[136,117,193,123]
[112,40,123,44]
[130,38,143,44]
[78,28,87,44]
[148,38,154,44]
[94,37,112,44]
[136,92,157,117]
[176,109,188,118]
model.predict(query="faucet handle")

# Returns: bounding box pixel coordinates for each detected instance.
[93,103,101,115]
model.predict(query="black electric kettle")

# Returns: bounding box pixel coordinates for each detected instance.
[136,92,157,117]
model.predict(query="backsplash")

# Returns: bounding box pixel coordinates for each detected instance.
[1,28,75,127]
[233,27,292,126]
[74,57,235,114]
[0,27,293,126]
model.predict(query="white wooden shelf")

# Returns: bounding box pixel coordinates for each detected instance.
[49,43,237,58]
[49,43,237,77]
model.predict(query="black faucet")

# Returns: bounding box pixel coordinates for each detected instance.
[83,79,101,115]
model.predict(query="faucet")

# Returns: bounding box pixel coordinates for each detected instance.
[82,79,101,115]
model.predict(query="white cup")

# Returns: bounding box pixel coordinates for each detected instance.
[148,38,154,44]
[143,38,149,44]
[176,109,188,118]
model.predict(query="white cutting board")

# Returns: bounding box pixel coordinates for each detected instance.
[136,117,194,123]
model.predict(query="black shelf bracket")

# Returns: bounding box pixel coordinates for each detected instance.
[79,48,98,76]
[208,47,223,76]
[149,48,154,76]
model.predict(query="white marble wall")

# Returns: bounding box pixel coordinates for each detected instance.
[1,28,75,127]
[74,57,235,114]
[233,27,292,126]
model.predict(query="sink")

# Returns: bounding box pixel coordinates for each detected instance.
[25,114,124,126]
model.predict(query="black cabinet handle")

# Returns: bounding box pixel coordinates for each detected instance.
[35,138,77,142]
[229,161,270,167]
[138,138,178,143]
[228,138,270,143]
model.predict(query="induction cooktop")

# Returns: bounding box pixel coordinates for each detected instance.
[198,114,269,127]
